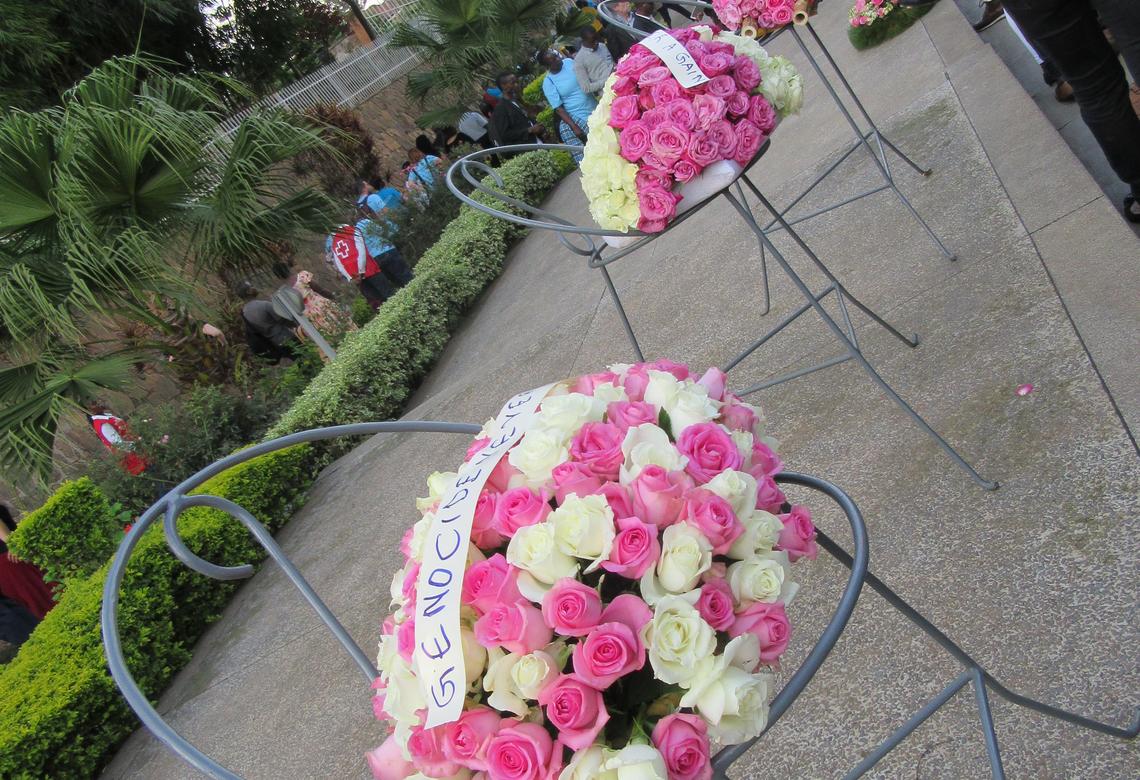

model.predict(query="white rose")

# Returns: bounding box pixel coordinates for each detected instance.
[666,385,720,434]
[406,514,432,562]
[508,428,571,487]
[383,656,426,726]
[533,392,606,437]
[727,551,795,604]
[601,744,668,779]
[726,510,783,560]
[682,657,771,746]
[506,522,579,586]
[461,627,487,689]
[729,429,753,464]
[408,772,472,780]
[620,424,688,483]
[643,370,683,409]
[550,493,616,570]
[510,649,559,700]
[483,648,529,716]
[376,633,398,677]
[643,593,717,685]
[416,470,457,513]
[695,24,715,41]
[680,634,761,713]
[642,523,712,602]
[705,470,759,519]
[592,381,629,405]
[560,745,614,780]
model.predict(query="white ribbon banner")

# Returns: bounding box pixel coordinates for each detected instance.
[641,29,710,89]
[414,382,556,728]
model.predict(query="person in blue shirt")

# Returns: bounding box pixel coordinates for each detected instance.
[539,49,598,163]
[354,203,413,288]
[358,177,403,216]
[405,146,443,192]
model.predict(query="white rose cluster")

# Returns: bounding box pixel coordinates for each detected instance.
[581,73,642,232]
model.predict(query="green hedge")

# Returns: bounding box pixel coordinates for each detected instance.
[269,149,574,438]
[7,478,123,586]
[0,444,322,779]
[848,2,935,50]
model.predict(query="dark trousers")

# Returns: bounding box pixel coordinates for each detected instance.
[1004,0,1140,196]
[376,248,414,288]
[359,271,395,309]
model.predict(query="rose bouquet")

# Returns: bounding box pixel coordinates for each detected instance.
[711,0,820,38]
[580,26,803,234]
[849,0,894,28]
[368,360,819,780]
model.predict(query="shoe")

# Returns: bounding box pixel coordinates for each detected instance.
[972,0,1005,32]
[1054,80,1075,102]
[1041,61,1061,87]
[1124,195,1140,224]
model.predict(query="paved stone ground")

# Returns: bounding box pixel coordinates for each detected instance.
[103,4,1139,779]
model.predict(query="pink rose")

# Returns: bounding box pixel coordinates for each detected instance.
[676,422,744,483]
[696,577,735,631]
[638,65,673,87]
[685,131,721,167]
[719,398,758,433]
[570,422,625,480]
[370,677,390,721]
[541,577,602,637]
[616,49,657,79]
[717,1,744,28]
[759,9,777,27]
[366,735,415,780]
[606,400,659,434]
[494,487,552,536]
[637,185,681,231]
[652,713,713,780]
[692,94,727,131]
[696,366,727,401]
[777,505,818,561]
[732,118,766,166]
[651,79,683,106]
[408,724,461,779]
[682,489,744,555]
[466,436,490,461]
[551,461,604,505]
[672,27,700,44]
[537,675,610,751]
[641,149,674,176]
[726,90,751,117]
[621,363,650,401]
[601,593,653,633]
[442,706,503,771]
[731,600,791,664]
[474,600,553,654]
[640,106,669,128]
[706,74,737,100]
[486,721,558,780]
[612,74,638,96]
[473,489,505,549]
[673,159,700,183]
[663,98,698,131]
[487,456,521,493]
[571,370,619,395]
[749,440,784,477]
[635,168,672,192]
[707,41,736,57]
[401,561,419,607]
[463,553,523,614]
[684,41,709,61]
[609,94,642,129]
[397,618,415,662]
[601,515,661,579]
[650,123,690,163]
[571,622,646,690]
[771,3,794,25]
[755,473,786,513]
[732,55,762,92]
[698,51,735,78]
[630,465,692,526]
[399,526,415,558]
[748,94,777,134]
[592,480,635,518]
[637,87,656,112]
[707,119,739,158]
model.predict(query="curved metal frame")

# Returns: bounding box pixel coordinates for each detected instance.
[101,426,1136,778]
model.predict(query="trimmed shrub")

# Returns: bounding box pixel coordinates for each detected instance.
[269,149,574,438]
[6,478,123,586]
[0,443,321,779]
[848,2,935,50]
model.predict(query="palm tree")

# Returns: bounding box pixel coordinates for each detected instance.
[391,0,589,126]
[0,56,341,481]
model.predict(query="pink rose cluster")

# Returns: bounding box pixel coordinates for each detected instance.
[370,361,818,780]
[610,29,779,232]
[712,0,818,32]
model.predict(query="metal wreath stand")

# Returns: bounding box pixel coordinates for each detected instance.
[445,140,996,490]
[102,423,1138,779]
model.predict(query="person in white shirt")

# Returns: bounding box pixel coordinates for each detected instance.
[574,26,614,99]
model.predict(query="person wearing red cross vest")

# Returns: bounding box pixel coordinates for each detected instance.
[324,223,395,309]
[88,408,148,475]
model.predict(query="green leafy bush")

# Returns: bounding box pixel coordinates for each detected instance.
[270,150,574,439]
[0,444,321,779]
[6,479,123,587]
[848,2,934,50]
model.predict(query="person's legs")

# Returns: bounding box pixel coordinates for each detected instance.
[378,249,414,288]
[1004,0,1140,211]
[359,273,394,309]
[558,120,585,163]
